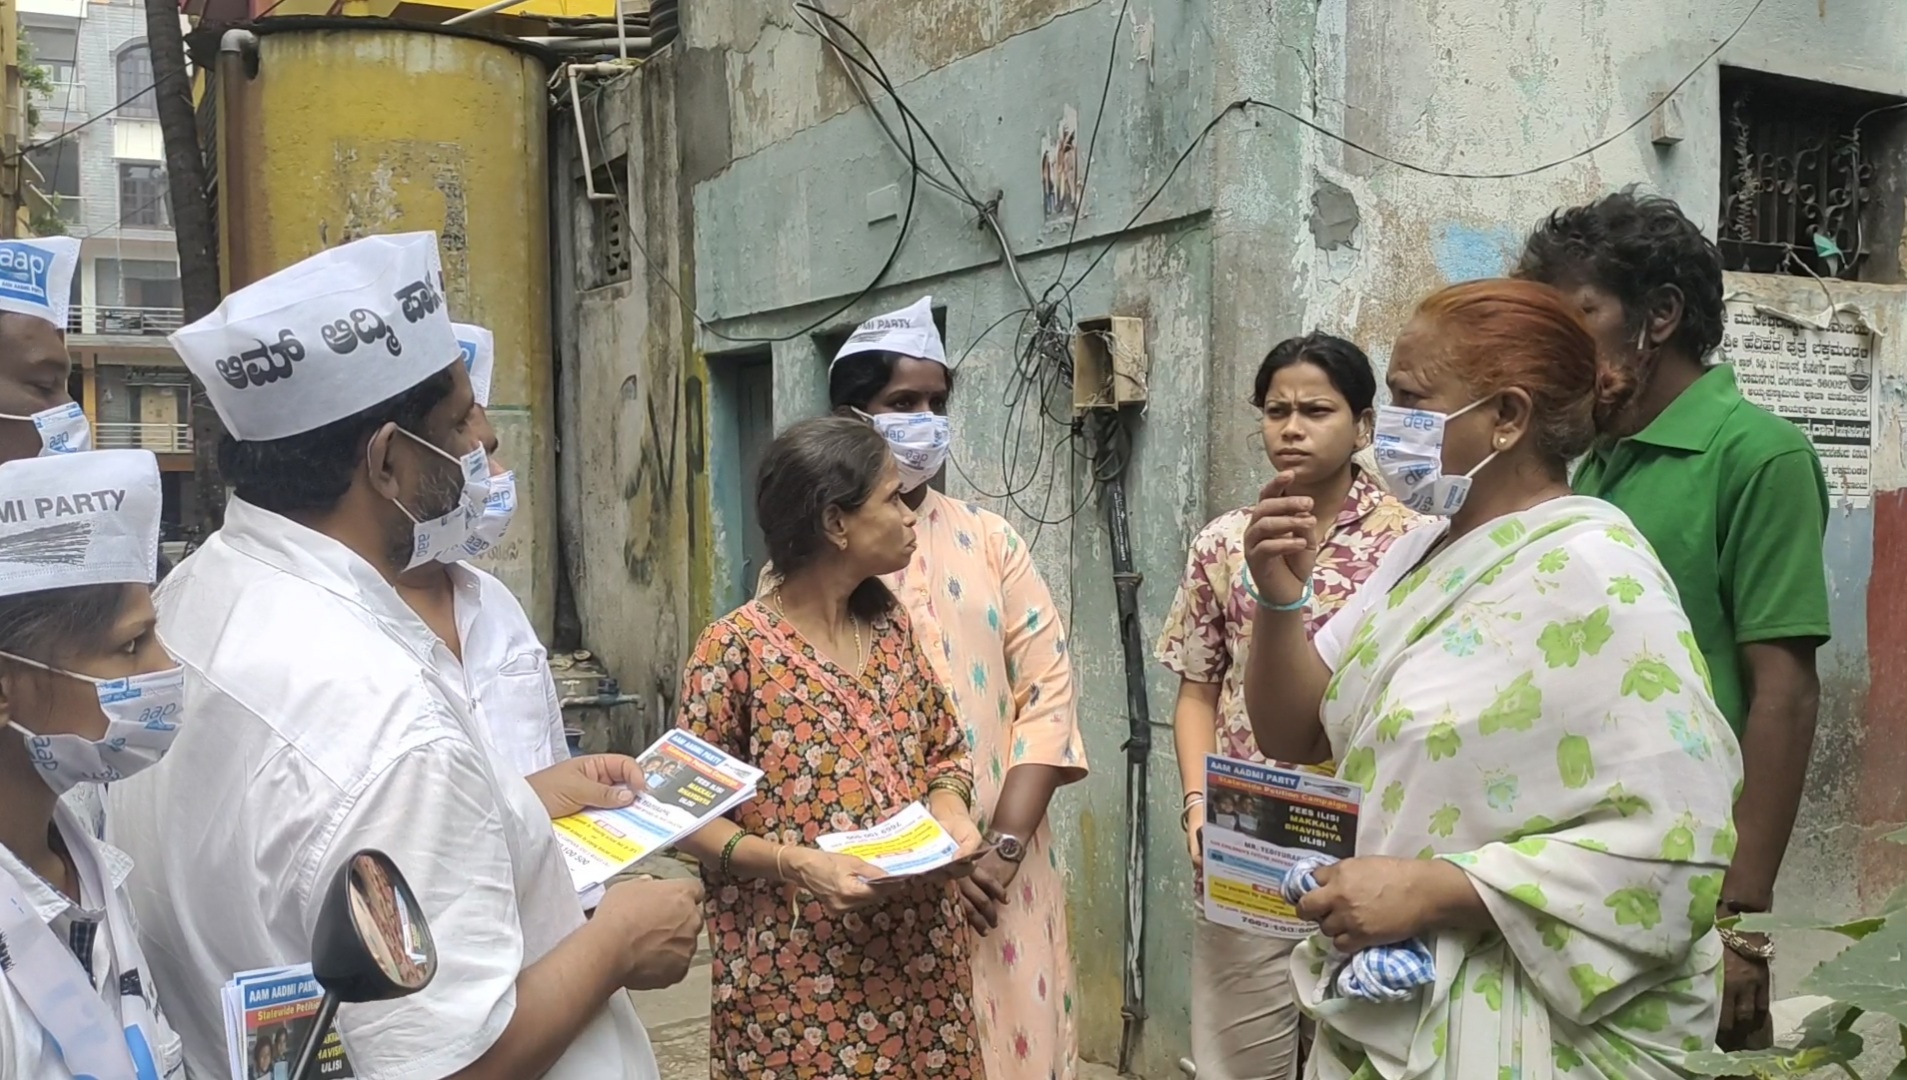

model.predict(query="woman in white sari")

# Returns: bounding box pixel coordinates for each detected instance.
[1241,279,1741,1079]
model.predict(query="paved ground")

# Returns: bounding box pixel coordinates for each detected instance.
[621,856,1135,1078]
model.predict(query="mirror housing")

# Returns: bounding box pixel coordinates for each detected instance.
[311,850,436,1003]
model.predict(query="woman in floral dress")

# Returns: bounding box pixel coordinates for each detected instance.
[678,416,988,1079]
[1158,331,1421,1080]
[1243,280,1740,1078]
[817,298,1090,1080]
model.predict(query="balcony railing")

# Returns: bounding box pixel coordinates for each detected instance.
[67,305,185,337]
[94,422,193,453]
[30,82,86,115]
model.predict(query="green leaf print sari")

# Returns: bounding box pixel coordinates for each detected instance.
[1300,496,1743,1080]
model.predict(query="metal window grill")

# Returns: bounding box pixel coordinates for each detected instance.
[1719,72,1894,281]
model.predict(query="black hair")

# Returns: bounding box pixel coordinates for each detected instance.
[827,351,955,412]
[1514,188,1727,361]
[1251,332,1377,413]
[0,582,125,666]
[217,368,457,516]
[756,416,896,620]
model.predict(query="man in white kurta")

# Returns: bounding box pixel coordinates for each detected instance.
[106,233,697,1080]
[405,323,597,911]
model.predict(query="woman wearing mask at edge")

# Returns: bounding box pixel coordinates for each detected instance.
[761,297,1090,1079]
[1156,332,1422,1080]
[1242,280,1740,1078]
[0,448,188,1079]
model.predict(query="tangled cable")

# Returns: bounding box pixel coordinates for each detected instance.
[1282,854,1438,1004]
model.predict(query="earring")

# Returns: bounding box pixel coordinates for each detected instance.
[1496,436,1508,449]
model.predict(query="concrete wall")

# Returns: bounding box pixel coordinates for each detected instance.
[677,1,1215,1073]
[553,50,708,747]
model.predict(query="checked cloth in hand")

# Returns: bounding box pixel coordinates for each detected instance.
[1282,854,1437,1004]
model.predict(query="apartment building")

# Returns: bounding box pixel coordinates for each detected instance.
[19,0,194,540]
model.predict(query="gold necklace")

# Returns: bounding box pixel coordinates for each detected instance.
[774,588,864,671]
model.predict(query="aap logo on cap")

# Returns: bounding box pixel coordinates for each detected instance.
[0,237,79,329]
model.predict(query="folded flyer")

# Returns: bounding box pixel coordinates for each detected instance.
[1201,755,1360,939]
[817,801,961,878]
[554,729,763,892]
[221,964,351,1080]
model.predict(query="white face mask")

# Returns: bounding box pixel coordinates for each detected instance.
[2,654,186,795]
[452,469,517,561]
[392,428,490,571]
[858,410,950,493]
[1372,398,1499,517]
[0,401,91,456]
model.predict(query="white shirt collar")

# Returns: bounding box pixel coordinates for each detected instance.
[0,803,134,925]
[218,497,448,666]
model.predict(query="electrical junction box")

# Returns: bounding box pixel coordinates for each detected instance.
[1072,315,1149,411]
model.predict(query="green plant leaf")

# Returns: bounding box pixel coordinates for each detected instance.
[1800,916,1907,1025]
[1793,1001,1862,1047]
[1735,911,1889,941]
[1888,824,1907,845]
[1683,1032,1864,1076]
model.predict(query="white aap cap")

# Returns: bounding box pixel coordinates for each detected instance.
[0,236,80,331]
[169,232,461,442]
[452,322,495,408]
[0,449,161,598]
[830,296,947,371]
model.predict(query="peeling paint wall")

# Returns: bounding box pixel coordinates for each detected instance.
[682,1,1214,1073]
[553,53,707,747]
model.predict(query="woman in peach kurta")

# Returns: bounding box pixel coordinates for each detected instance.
[890,490,1087,1078]
[804,299,1092,1079]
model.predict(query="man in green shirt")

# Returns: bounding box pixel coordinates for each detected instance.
[1516,191,1830,1053]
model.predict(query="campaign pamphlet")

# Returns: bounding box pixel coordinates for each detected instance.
[1201,755,1360,939]
[221,964,352,1080]
[817,801,963,879]
[553,729,763,893]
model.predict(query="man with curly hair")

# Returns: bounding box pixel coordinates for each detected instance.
[1516,190,1830,1055]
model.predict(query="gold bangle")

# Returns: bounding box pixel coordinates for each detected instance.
[928,777,973,806]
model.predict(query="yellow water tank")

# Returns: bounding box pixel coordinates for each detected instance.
[215,20,557,636]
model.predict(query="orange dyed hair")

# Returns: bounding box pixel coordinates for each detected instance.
[1409,278,1622,463]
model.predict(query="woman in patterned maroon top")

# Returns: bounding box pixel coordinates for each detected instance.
[1155,332,1424,1080]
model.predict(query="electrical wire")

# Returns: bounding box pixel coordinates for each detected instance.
[12,69,184,160]
[1047,0,1128,300]
[1060,0,1769,297]
[586,0,1768,529]
[582,67,922,346]
[77,191,170,241]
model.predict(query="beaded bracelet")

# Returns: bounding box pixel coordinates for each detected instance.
[1240,565,1313,612]
[719,830,747,876]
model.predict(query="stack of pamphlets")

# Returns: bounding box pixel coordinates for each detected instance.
[221,964,351,1079]
[554,729,763,893]
[1200,754,1361,938]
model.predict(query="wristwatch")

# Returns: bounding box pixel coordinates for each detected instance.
[988,832,1026,864]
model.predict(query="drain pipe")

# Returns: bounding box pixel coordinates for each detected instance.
[443,0,533,25]
[1105,472,1152,1074]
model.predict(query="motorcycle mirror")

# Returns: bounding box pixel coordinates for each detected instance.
[291,850,437,1080]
